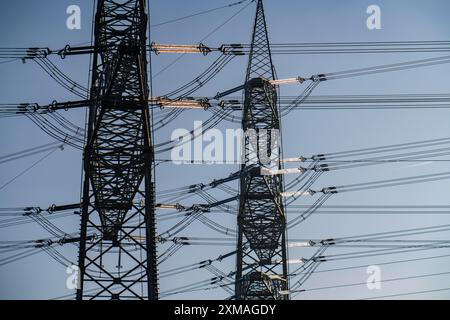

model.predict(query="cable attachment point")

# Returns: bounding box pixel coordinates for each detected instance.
[58,45,71,59]
[311,154,326,161]
[46,204,57,214]
[310,74,327,82]
[314,164,330,172]
[321,186,338,194]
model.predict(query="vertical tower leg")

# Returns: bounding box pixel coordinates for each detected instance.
[235,0,289,300]
[77,0,158,300]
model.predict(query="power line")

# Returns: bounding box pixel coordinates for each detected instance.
[363,287,450,300]
[0,147,62,191]
[293,270,450,294]
[151,0,251,28]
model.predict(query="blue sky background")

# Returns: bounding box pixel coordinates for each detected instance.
[1,0,450,299]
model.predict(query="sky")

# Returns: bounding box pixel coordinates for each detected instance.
[0,0,450,300]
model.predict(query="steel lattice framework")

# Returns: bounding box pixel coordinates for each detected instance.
[235,0,289,300]
[77,0,158,300]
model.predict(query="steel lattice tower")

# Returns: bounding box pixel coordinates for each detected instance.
[235,0,289,300]
[77,0,158,300]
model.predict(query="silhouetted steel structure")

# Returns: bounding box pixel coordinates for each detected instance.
[235,0,289,300]
[77,0,158,300]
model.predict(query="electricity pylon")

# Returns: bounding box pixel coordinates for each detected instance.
[235,0,289,300]
[77,0,158,300]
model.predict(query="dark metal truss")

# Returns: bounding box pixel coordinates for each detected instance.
[77,0,158,300]
[235,0,289,300]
